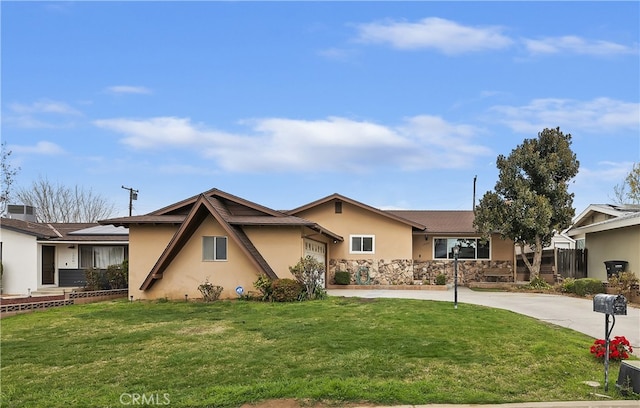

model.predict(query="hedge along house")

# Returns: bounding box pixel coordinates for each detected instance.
[0,215,128,296]
[101,189,342,301]
[288,194,516,286]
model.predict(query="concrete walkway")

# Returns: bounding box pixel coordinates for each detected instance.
[327,287,640,349]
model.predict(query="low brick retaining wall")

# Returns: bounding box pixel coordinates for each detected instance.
[0,295,66,305]
[0,289,128,317]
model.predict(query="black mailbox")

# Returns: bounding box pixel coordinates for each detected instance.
[593,293,627,315]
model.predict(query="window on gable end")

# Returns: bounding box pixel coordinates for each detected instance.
[203,236,228,261]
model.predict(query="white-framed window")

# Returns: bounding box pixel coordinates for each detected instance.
[434,238,490,260]
[350,235,375,254]
[203,236,228,261]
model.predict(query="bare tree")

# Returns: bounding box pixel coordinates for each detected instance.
[15,176,116,222]
[1,142,21,216]
[612,163,640,205]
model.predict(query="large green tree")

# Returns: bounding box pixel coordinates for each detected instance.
[473,128,579,280]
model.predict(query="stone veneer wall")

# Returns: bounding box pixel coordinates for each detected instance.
[328,259,413,285]
[329,259,514,285]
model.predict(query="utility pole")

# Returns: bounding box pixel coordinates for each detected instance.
[473,175,477,213]
[121,186,138,216]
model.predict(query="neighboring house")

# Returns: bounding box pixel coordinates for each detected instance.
[566,204,640,281]
[0,216,129,296]
[101,188,516,300]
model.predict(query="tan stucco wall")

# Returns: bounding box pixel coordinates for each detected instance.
[411,233,513,261]
[129,219,329,300]
[128,224,179,300]
[295,201,413,260]
[141,215,263,300]
[586,225,640,281]
[243,225,329,279]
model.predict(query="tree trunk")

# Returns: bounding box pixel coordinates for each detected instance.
[519,236,543,281]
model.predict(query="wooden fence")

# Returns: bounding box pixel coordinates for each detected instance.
[556,248,587,279]
[516,248,587,282]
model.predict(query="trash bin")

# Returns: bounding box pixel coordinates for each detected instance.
[604,260,628,278]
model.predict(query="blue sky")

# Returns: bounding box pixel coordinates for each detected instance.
[2,1,639,217]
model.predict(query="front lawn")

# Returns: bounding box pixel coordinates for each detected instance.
[0,297,631,407]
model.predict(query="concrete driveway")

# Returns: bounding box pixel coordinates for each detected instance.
[327,287,640,349]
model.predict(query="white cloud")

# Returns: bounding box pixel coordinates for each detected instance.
[94,117,237,149]
[398,115,492,169]
[317,47,356,60]
[3,99,82,129]
[10,141,65,155]
[490,97,640,134]
[523,36,637,56]
[94,115,492,173]
[576,161,636,184]
[105,85,152,95]
[9,100,81,116]
[354,17,513,55]
[350,17,636,59]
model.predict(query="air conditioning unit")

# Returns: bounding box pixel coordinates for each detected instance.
[7,205,37,222]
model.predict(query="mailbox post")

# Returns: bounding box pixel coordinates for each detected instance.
[593,294,627,391]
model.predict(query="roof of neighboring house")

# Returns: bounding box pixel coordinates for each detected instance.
[100,215,187,226]
[571,204,640,229]
[567,207,640,236]
[288,193,427,230]
[387,210,477,234]
[1,218,128,242]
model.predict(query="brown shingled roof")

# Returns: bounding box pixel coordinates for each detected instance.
[387,210,477,234]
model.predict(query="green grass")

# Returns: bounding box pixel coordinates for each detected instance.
[0,297,634,407]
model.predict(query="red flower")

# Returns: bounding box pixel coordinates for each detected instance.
[590,336,634,361]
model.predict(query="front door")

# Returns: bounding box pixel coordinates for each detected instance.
[42,246,55,285]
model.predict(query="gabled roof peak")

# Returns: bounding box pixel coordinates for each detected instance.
[149,188,285,217]
[288,193,427,230]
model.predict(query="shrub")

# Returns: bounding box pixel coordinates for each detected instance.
[435,273,446,285]
[289,256,326,300]
[573,278,605,296]
[527,275,551,290]
[84,268,107,291]
[271,278,303,302]
[560,277,576,293]
[106,262,128,289]
[253,274,273,301]
[608,271,639,297]
[198,279,224,302]
[334,271,350,285]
